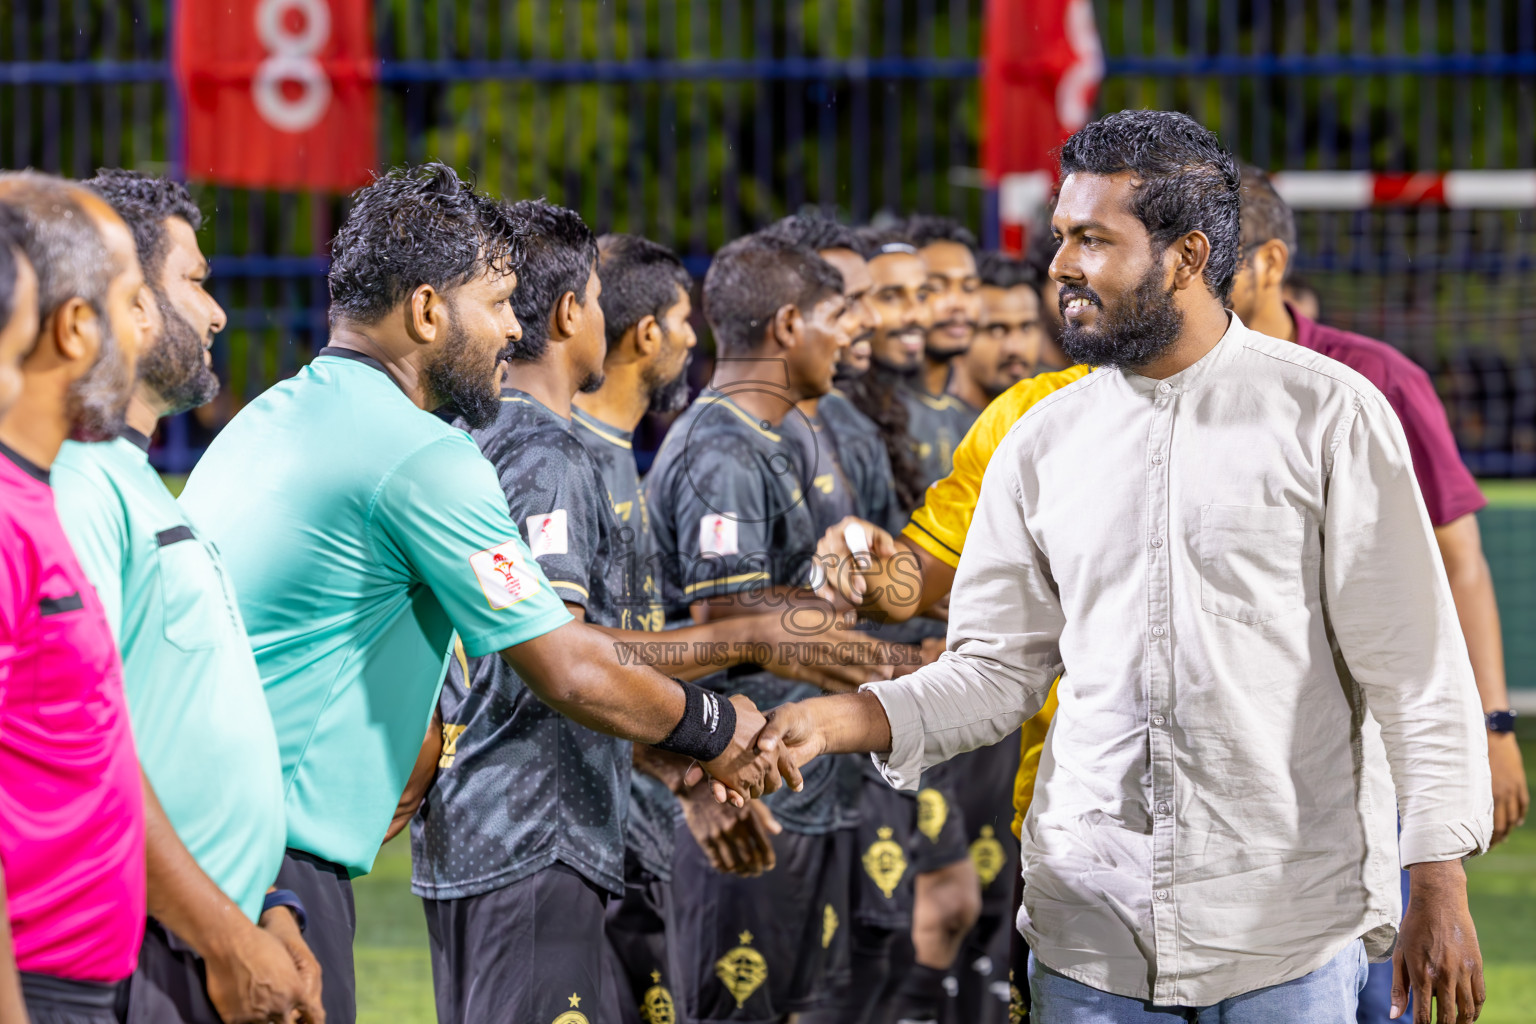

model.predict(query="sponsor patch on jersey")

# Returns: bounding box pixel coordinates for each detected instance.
[526,509,570,557]
[698,513,739,556]
[470,539,542,609]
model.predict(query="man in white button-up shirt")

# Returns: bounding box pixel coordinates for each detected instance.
[760,111,1492,1024]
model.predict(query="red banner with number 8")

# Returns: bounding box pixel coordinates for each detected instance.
[176,0,377,192]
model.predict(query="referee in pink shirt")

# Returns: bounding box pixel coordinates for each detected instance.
[0,172,150,1024]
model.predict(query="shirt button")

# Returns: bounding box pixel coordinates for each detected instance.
[1151,454,1164,465]
[1151,714,1166,726]
[1156,802,1170,816]
[1157,382,1172,395]
[1151,625,1165,638]
[1156,889,1170,901]
[1150,537,1163,548]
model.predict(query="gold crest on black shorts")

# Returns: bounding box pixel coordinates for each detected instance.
[552,991,590,1024]
[640,971,676,1024]
[715,931,768,1008]
[970,824,1006,887]
[863,826,908,898]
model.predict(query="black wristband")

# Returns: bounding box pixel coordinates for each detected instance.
[655,679,738,763]
[261,889,307,933]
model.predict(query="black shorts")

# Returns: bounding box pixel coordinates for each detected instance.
[1008,870,1031,1023]
[909,779,973,875]
[926,733,1023,919]
[19,972,122,1024]
[670,823,852,1023]
[605,866,676,1024]
[423,862,618,1024]
[852,773,970,932]
[122,920,220,1024]
[275,848,356,1024]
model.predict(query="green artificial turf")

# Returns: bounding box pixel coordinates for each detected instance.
[1464,731,1536,1024]
[354,837,436,1024]
[352,735,1536,1022]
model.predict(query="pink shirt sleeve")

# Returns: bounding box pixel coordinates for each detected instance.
[1381,361,1487,527]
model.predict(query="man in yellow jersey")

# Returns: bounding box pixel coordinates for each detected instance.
[814,360,1090,1023]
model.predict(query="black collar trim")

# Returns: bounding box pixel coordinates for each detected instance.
[318,345,391,377]
[0,440,49,484]
[121,427,153,453]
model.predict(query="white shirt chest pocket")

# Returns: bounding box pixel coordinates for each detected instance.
[1197,504,1307,624]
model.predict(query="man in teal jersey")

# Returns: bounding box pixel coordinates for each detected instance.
[178,165,790,1024]
[53,171,320,1024]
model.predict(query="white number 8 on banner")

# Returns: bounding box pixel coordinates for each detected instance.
[252,0,333,133]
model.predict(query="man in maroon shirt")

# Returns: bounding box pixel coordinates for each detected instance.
[1231,164,1527,1022]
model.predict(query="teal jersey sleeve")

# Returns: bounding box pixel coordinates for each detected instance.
[370,434,572,658]
[52,455,130,641]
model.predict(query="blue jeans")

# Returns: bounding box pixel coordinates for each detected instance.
[1358,867,1412,1024]
[1029,940,1369,1023]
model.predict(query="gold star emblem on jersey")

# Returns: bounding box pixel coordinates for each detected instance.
[917,788,949,842]
[715,931,767,1009]
[640,970,676,1024]
[970,824,1006,887]
[551,991,590,1024]
[821,903,839,948]
[862,826,908,898]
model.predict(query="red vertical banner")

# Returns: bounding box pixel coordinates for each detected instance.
[176,0,379,192]
[982,0,1104,252]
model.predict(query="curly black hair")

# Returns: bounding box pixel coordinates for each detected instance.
[327,163,524,325]
[760,211,870,257]
[82,169,203,284]
[596,233,692,353]
[903,213,977,251]
[502,199,598,363]
[977,250,1035,290]
[1058,109,1241,302]
[702,233,844,355]
[842,362,924,514]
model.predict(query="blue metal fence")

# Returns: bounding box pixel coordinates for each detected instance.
[2,1,1535,474]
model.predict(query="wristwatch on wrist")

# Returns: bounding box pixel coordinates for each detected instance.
[261,888,308,932]
[1486,709,1518,734]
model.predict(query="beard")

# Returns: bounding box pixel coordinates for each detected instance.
[984,360,1030,400]
[924,319,973,363]
[424,317,502,429]
[578,369,606,394]
[139,291,220,415]
[643,335,692,414]
[67,316,136,442]
[871,346,922,378]
[1059,263,1184,371]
